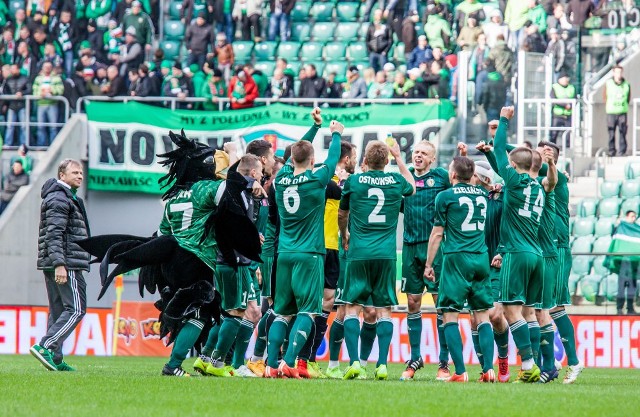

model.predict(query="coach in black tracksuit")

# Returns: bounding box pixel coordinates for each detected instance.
[31,159,90,371]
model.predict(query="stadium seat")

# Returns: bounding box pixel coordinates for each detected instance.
[254,61,276,76]
[572,217,596,237]
[336,2,359,21]
[254,41,278,61]
[598,197,622,218]
[571,235,593,253]
[291,2,312,22]
[9,0,24,14]
[604,274,618,301]
[592,235,613,254]
[335,22,361,42]
[592,256,609,276]
[568,273,582,295]
[164,20,185,41]
[347,42,368,61]
[600,180,621,198]
[324,61,348,82]
[577,198,598,217]
[620,179,640,198]
[579,274,600,302]
[277,41,301,61]
[311,22,337,42]
[572,256,593,275]
[594,217,615,237]
[324,42,347,60]
[300,42,324,61]
[169,0,183,19]
[358,23,370,40]
[159,40,181,60]
[286,61,302,75]
[625,161,640,179]
[352,61,370,73]
[621,196,640,216]
[232,41,254,64]
[393,43,406,63]
[310,2,334,22]
[291,22,311,42]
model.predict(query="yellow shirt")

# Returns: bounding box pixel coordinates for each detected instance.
[324,176,342,250]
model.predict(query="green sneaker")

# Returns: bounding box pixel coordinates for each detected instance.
[514,364,541,383]
[56,360,76,371]
[205,361,234,377]
[325,366,343,379]
[374,364,388,380]
[30,344,58,371]
[357,366,368,380]
[193,355,212,375]
[308,361,327,379]
[342,361,362,380]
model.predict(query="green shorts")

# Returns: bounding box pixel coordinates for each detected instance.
[248,265,260,305]
[437,252,492,312]
[490,266,501,302]
[555,247,572,306]
[274,252,323,316]
[535,256,559,310]
[260,255,274,298]
[343,259,398,308]
[215,265,253,311]
[334,249,347,305]
[499,252,544,306]
[401,242,442,295]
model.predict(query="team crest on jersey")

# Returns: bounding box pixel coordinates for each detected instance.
[426,178,435,187]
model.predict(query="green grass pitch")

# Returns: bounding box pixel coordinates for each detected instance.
[2,355,637,417]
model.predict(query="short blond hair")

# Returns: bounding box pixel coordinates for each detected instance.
[414,140,436,154]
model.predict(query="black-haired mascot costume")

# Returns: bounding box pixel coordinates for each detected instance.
[78,130,261,375]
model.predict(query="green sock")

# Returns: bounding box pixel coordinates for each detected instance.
[266,317,288,368]
[253,309,272,358]
[376,318,393,367]
[471,330,484,369]
[540,324,556,372]
[282,317,296,356]
[329,319,344,362]
[359,321,377,362]
[212,316,242,362]
[528,321,541,366]
[344,315,360,365]
[494,328,510,358]
[437,314,449,362]
[407,313,422,361]
[443,322,465,375]
[283,314,314,367]
[167,319,204,368]
[202,323,220,356]
[509,320,533,362]
[232,319,254,369]
[551,310,578,366]
[478,322,495,373]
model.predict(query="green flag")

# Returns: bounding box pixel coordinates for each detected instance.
[604,222,640,273]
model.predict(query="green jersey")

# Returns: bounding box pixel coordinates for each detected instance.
[261,221,276,257]
[275,130,341,254]
[485,190,503,260]
[538,164,569,248]
[434,184,488,254]
[494,117,544,255]
[340,171,414,260]
[158,180,222,270]
[538,188,558,258]
[403,167,451,244]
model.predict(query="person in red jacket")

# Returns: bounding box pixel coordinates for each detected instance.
[228,68,258,109]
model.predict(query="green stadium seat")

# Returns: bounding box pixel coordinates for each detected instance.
[571,236,593,253]
[300,42,324,61]
[169,1,183,19]
[324,61,348,82]
[600,180,621,198]
[311,22,337,42]
[336,2,359,21]
[572,217,596,237]
[592,256,609,276]
[324,42,347,60]
[625,161,640,179]
[159,40,181,60]
[604,274,618,301]
[9,0,24,14]
[594,217,615,237]
[164,20,185,41]
[621,196,640,216]
[286,61,302,75]
[620,179,640,198]
[254,41,278,61]
[352,61,370,73]
[277,41,301,61]
[579,274,600,302]
[393,43,406,63]
[335,22,361,42]
[291,2,312,22]
[568,273,582,295]
[254,61,276,76]
[598,197,622,217]
[347,42,368,61]
[232,41,254,63]
[592,235,613,254]
[572,257,593,275]
[577,198,598,217]
[291,22,311,42]
[310,2,334,21]
[294,79,301,95]
[359,23,370,39]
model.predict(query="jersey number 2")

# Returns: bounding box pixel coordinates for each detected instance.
[368,188,386,223]
[459,196,487,231]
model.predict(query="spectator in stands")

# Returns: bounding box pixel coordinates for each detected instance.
[114,0,134,23]
[121,1,153,51]
[366,9,393,73]
[3,64,30,147]
[406,67,427,98]
[545,28,565,80]
[85,20,107,66]
[41,43,64,70]
[0,160,29,215]
[401,11,420,63]
[62,64,88,110]
[445,54,458,102]
[324,72,343,105]
[469,32,490,91]
[488,34,513,86]
[86,0,114,26]
[234,0,263,42]
[566,0,596,28]
[383,0,407,38]
[456,14,483,51]
[367,71,393,99]
[424,4,451,51]
[430,46,445,69]
[392,71,414,98]
[11,144,33,175]
[51,9,76,77]
[30,27,47,63]
[527,0,547,37]
[605,66,631,157]
[185,12,214,69]
[504,0,529,50]
[270,67,294,99]
[116,27,144,77]
[180,0,209,25]
[562,30,577,78]
[12,9,27,41]
[1,28,16,65]
[454,0,485,32]
[363,67,375,87]
[243,63,268,97]
[275,57,294,86]
[615,210,639,315]
[14,41,37,82]
[479,59,506,121]
[267,0,293,41]
[362,0,383,24]
[184,65,206,101]
[202,67,227,110]
[228,67,258,109]
[101,65,127,97]
[484,9,509,49]
[424,60,449,99]
[344,66,367,100]
[105,20,123,63]
[213,33,234,82]
[164,62,195,109]
[549,72,575,146]
[522,22,546,53]
[214,0,235,42]
[298,63,326,102]
[547,3,572,34]
[33,62,64,147]
[129,64,154,96]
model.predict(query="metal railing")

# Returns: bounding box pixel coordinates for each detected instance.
[519,98,583,156]
[631,98,640,156]
[0,95,70,149]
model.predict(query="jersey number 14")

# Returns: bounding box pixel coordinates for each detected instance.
[518,184,544,221]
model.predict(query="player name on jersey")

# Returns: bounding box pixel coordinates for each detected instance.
[452,186,485,195]
[358,175,398,185]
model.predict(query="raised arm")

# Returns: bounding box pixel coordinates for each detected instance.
[389,139,415,195]
[324,121,344,174]
[542,147,558,192]
[494,106,514,174]
[301,107,323,143]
